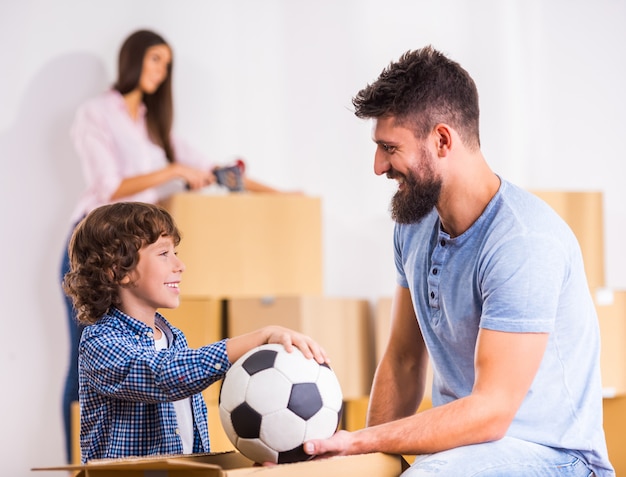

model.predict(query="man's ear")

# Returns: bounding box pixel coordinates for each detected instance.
[434,123,453,157]
[119,275,131,285]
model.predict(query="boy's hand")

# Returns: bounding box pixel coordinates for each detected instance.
[226,325,328,365]
[263,326,329,364]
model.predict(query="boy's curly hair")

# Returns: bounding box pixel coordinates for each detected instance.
[63,202,181,325]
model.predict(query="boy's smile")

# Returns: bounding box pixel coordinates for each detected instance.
[117,234,185,325]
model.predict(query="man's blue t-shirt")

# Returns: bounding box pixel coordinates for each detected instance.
[394,179,612,476]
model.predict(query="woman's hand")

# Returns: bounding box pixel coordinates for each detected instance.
[170,163,215,190]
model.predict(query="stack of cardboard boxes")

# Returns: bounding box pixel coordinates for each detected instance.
[57,193,400,475]
[161,193,377,453]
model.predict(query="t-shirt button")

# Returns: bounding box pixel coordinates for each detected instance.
[432,268,438,275]
[147,331,153,338]
[440,239,446,246]
[214,363,222,370]
[175,428,180,435]
[430,291,435,299]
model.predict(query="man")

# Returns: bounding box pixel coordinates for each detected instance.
[304,46,613,476]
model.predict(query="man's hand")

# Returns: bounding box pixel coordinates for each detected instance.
[303,430,353,458]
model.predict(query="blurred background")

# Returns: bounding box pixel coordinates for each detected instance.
[1,0,625,475]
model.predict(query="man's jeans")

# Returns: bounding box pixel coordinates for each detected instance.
[403,437,594,477]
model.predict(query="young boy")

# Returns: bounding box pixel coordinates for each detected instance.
[63,202,328,462]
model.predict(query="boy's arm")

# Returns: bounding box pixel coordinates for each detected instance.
[81,328,229,402]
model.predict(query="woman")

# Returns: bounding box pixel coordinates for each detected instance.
[60,29,275,463]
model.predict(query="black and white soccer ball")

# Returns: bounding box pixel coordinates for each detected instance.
[218,343,343,464]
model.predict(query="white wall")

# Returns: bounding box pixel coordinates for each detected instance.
[2,1,625,475]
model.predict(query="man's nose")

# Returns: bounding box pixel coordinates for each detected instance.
[374,151,390,176]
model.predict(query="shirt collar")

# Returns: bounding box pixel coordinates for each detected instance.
[107,88,147,120]
[108,307,175,343]
[108,307,147,331]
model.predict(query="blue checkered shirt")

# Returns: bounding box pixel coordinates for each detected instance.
[78,307,230,462]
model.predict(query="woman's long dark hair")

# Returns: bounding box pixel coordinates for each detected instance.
[114,30,176,163]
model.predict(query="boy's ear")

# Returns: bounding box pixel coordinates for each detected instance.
[107,266,131,285]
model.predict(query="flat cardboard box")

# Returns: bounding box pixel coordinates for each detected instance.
[163,193,323,299]
[228,296,374,399]
[529,190,605,291]
[33,451,407,477]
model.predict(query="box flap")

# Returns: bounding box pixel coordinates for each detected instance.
[32,451,252,472]
[33,452,406,477]
[222,453,406,477]
[166,452,254,469]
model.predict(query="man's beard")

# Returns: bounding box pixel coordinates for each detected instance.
[389,161,441,224]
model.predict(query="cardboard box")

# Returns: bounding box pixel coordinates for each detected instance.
[375,297,433,400]
[374,297,394,365]
[34,451,407,477]
[72,400,81,464]
[341,396,371,432]
[163,193,323,299]
[594,289,626,396]
[228,296,374,399]
[160,298,224,404]
[207,402,236,453]
[603,396,626,476]
[529,190,605,291]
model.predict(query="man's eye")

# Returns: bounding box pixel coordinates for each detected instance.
[381,144,396,153]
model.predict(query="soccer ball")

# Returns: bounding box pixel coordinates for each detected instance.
[218,343,343,464]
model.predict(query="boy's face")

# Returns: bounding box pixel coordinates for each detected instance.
[118,235,185,320]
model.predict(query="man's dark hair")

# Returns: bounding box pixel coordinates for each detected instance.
[353,45,481,149]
